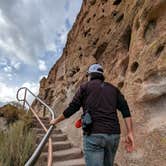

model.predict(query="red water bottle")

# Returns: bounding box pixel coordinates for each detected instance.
[75,118,82,128]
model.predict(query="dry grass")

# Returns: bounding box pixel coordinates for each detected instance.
[0,104,36,166]
[0,121,36,166]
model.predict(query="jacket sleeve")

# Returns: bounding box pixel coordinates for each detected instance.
[63,85,85,118]
[117,89,131,118]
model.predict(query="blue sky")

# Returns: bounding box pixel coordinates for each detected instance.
[0,0,82,105]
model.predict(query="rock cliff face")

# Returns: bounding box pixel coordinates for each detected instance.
[32,0,166,165]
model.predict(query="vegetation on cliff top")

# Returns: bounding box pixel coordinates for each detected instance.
[0,103,32,126]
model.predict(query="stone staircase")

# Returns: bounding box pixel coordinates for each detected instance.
[32,117,85,166]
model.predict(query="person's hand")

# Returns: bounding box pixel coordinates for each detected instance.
[124,132,135,153]
[50,119,57,125]
[49,114,66,126]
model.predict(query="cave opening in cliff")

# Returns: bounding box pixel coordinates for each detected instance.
[93,38,99,46]
[121,25,132,51]
[131,61,139,73]
[87,18,91,23]
[135,18,140,30]
[93,42,108,60]
[113,0,122,5]
[101,0,108,5]
[144,19,156,42]
[118,81,124,89]
[89,0,96,6]
[44,88,50,100]
[112,10,118,17]
[84,28,91,37]
[79,53,83,58]
[116,13,124,22]
[155,45,165,57]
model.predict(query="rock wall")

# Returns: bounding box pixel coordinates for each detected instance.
[32,0,166,165]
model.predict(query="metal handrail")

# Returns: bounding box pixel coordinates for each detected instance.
[16,87,55,166]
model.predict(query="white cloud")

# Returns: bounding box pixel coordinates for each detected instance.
[38,60,47,71]
[0,81,39,105]
[0,58,7,66]
[18,82,39,105]
[46,43,56,52]
[0,0,82,65]
[0,82,17,102]
[59,28,68,44]
[0,0,82,106]
[13,62,21,70]
[7,73,13,80]
[4,65,12,72]
[22,82,39,96]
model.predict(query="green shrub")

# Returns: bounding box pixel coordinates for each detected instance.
[0,121,36,166]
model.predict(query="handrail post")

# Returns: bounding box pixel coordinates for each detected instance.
[23,88,27,110]
[43,106,46,118]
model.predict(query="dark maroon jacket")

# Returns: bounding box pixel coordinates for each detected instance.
[63,79,131,134]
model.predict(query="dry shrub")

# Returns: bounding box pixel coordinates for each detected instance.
[0,120,36,165]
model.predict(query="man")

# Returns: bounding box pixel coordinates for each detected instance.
[50,64,134,166]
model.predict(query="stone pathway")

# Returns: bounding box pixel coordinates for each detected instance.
[33,117,85,166]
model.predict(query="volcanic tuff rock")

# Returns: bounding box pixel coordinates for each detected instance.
[32,0,166,165]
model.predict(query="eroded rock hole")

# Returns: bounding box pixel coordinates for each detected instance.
[89,0,96,6]
[79,53,83,58]
[101,0,108,5]
[112,10,118,17]
[107,28,111,34]
[102,9,105,13]
[69,67,80,77]
[93,42,108,60]
[144,20,156,42]
[44,88,50,100]
[113,0,122,5]
[75,67,80,72]
[93,38,99,46]
[93,14,96,17]
[135,19,140,30]
[59,76,64,81]
[87,18,91,23]
[155,45,165,57]
[131,62,139,73]
[121,25,132,51]
[84,28,91,37]
[120,56,129,76]
[116,13,124,22]
[118,81,124,89]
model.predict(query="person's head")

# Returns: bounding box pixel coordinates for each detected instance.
[87,64,105,81]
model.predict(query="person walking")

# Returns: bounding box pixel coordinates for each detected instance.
[50,64,134,166]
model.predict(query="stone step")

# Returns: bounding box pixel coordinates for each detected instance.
[43,141,72,152]
[40,148,83,162]
[32,116,49,120]
[32,122,51,128]
[53,158,85,166]
[34,128,62,135]
[32,117,50,123]
[32,119,51,125]
[37,133,67,142]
